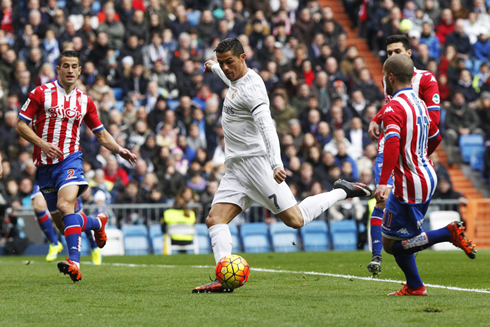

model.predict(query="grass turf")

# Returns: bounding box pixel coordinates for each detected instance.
[0,250,489,326]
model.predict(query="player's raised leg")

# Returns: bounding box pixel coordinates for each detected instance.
[277,179,373,229]
[192,203,241,293]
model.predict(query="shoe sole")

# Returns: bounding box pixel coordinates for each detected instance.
[367,262,381,277]
[450,222,477,259]
[57,262,82,282]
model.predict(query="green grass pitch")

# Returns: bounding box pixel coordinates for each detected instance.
[1,250,489,326]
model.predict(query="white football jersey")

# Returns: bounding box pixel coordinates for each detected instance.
[212,63,271,163]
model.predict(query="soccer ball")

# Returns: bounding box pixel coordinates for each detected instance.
[215,254,250,289]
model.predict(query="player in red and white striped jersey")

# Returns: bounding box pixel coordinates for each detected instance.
[374,55,475,296]
[16,50,137,282]
[366,35,441,277]
[18,80,104,166]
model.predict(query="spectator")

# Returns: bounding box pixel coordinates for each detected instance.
[445,18,472,58]
[420,21,441,59]
[353,68,384,105]
[432,175,468,214]
[436,9,455,45]
[445,91,485,165]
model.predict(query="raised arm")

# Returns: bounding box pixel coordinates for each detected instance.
[204,60,231,87]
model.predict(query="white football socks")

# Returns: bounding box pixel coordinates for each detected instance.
[298,189,347,226]
[209,224,233,264]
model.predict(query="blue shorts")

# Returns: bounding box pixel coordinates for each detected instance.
[374,152,394,186]
[35,151,88,212]
[382,193,430,240]
[30,183,42,199]
[74,198,83,214]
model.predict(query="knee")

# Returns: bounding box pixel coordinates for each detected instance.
[33,200,45,212]
[57,200,74,216]
[205,213,222,228]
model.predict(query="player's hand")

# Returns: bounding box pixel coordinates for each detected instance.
[273,167,287,184]
[118,147,138,166]
[375,185,387,202]
[41,141,63,158]
[368,121,380,141]
[203,60,216,73]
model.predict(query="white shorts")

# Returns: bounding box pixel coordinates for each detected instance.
[212,156,297,214]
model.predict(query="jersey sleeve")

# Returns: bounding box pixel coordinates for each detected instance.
[246,74,270,115]
[84,97,105,133]
[18,86,43,124]
[380,103,404,141]
[211,63,231,87]
[420,73,440,113]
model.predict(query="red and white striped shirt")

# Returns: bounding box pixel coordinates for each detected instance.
[379,88,440,204]
[375,67,441,154]
[19,80,104,166]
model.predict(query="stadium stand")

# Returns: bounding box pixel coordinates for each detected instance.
[329,219,358,251]
[149,224,164,255]
[121,225,150,255]
[240,223,271,253]
[195,223,211,254]
[300,220,330,251]
[269,222,299,252]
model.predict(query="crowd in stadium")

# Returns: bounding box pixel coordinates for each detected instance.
[0,0,489,225]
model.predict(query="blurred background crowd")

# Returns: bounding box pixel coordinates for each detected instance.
[0,0,488,227]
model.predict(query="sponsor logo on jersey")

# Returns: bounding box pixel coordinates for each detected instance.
[432,94,440,104]
[231,90,237,99]
[21,99,31,112]
[48,105,83,121]
[430,75,436,82]
[41,187,57,194]
[385,106,394,113]
[223,105,235,115]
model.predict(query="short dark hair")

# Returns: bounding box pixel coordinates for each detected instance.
[214,38,244,57]
[59,50,80,64]
[384,54,414,84]
[386,35,410,51]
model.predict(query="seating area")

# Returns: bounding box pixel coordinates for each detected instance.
[84,221,364,255]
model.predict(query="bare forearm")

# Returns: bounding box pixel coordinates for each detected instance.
[95,129,121,154]
[16,120,45,147]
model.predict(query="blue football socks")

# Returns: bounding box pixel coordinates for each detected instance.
[370,207,384,256]
[394,254,424,289]
[35,210,58,245]
[62,213,82,264]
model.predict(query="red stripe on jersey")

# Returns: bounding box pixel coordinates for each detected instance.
[45,88,59,165]
[381,90,438,203]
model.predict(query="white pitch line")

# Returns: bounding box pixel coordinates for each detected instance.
[98,262,490,294]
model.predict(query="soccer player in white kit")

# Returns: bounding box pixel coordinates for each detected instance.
[192,38,374,293]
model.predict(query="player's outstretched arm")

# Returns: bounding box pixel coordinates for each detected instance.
[95,129,137,166]
[16,120,63,159]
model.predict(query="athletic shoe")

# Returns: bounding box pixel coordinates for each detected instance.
[333,179,374,198]
[388,284,427,296]
[57,259,82,282]
[447,221,477,259]
[94,213,108,248]
[46,243,63,262]
[367,255,382,277]
[91,248,102,265]
[192,280,234,293]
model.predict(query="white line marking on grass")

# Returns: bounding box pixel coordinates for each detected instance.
[91,262,490,294]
